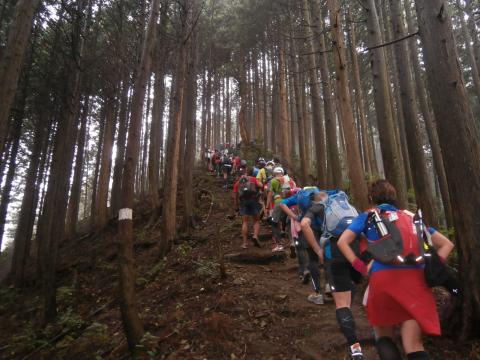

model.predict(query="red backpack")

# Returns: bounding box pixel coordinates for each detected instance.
[366,209,425,265]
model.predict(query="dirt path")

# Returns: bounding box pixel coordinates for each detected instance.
[196,175,378,360]
[0,172,467,359]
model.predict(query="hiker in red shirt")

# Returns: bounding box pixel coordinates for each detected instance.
[338,180,454,360]
[233,167,262,249]
[232,155,242,175]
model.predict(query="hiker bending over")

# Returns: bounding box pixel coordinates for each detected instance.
[278,187,329,305]
[338,180,454,360]
[233,167,262,249]
[301,189,364,359]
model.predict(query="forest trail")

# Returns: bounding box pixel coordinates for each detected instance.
[201,173,377,360]
[0,169,471,359]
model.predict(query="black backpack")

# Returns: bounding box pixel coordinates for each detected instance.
[238,176,257,200]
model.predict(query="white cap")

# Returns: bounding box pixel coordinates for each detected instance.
[273,167,284,174]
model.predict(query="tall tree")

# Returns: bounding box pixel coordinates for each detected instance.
[289,34,308,182]
[326,0,368,209]
[346,4,373,175]
[415,0,480,337]
[183,27,198,229]
[37,0,90,323]
[404,0,453,227]
[238,49,250,143]
[360,0,408,208]
[10,113,49,286]
[309,0,341,187]
[110,76,130,215]
[455,0,480,102]
[278,37,291,165]
[388,0,437,225]
[0,0,41,155]
[117,0,161,348]
[147,2,169,210]
[95,91,117,228]
[65,97,90,239]
[160,0,192,254]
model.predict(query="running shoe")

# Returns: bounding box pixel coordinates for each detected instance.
[307,293,324,305]
[350,342,364,359]
[272,245,284,252]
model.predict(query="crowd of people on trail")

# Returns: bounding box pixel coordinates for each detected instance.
[205,151,458,360]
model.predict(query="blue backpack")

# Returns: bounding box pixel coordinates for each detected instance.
[297,187,320,213]
[321,190,358,237]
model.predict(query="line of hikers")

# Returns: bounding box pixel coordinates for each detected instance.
[221,155,458,360]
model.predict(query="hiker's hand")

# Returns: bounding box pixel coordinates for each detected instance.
[352,258,368,276]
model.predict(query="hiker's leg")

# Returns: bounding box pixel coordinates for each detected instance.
[295,239,308,275]
[374,326,402,360]
[306,247,321,294]
[334,300,357,347]
[401,320,426,357]
[242,215,249,246]
[253,214,260,239]
[270,204,283,244]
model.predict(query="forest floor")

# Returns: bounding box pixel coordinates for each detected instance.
[0,170,478,359]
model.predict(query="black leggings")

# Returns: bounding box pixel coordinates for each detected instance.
[307,247,321,293]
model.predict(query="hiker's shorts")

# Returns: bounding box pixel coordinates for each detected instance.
[240,199,261,216]
[222,164,232,174]
[327,258,362,293]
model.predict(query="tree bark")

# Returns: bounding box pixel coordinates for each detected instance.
[262,48,268,151]
[326,0,369,210]
[404,0,453,228]
[117,0,161,348]
[147,4,168,210]
[289,31,308,183]
[200,71,207,157]
[309,0,341,188]
[0,0,40,155]
[183,29,198,229]
[346,4,372,175]
[37,0,88,323]
[278,38,291,165]
[238,49,250,144]
[270,45,278,153]
[465,0,480,72]
[96,92,117,228]
[89,113,105,228]
[206,69,213,148]
[456,0,480,102]
[415,0,480,337]
[360,0,408,208]
[225,76,231,145]
[252,49,262,140]
[65,97,89,239]
[378,0,413,193]
[10,111,49,285]
[111,76,130,215]
[388,0,437,225]
[160,2,190,254]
